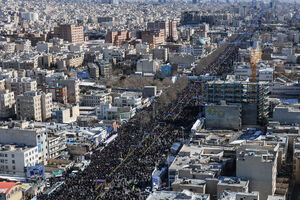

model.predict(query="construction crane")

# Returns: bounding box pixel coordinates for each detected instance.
[251,50,262,82]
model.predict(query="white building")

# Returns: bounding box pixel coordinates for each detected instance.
[0,145,39,177]
[236,141,278,200]
[136,59,160,75]
[114,92,142,108]
[16,91,53,122]
[7,77,37,95]
[0,90,15,119]
[81,91,112,107]
[0,125,48,164]
[179,45,204,57]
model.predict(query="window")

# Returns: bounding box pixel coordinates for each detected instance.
[11,154,14,158]
[4,154,7,157]
[12,160,15,164]
[12,166,15,170]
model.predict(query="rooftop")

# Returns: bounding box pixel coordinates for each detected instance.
[0,182,19,194]
[146,190,210,200]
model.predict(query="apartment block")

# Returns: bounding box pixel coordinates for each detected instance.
[16,91,53,122]
[105,31,131,46]
[54,79,80,103]
[219,191,260,200]
[7,77,37,95]
[205,81,269,125]
[45,84,68,104]
[114,92,142,108]
[273,105,300,125]
[54,104,80,124]
[236,142,278,200]
[139,30,165,48]
[0,124,48,164]
[136,59,161,75]
[0,145,39,177]
[82,91,112,107]
[147,190,210,200]
[205,102,242,130]
[54,24,84,43]
[0,90,15,119]
[147,20,178,41]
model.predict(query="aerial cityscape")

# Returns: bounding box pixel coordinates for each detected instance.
[0,0,299,199]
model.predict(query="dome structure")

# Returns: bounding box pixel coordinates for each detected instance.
[196,38,206,45]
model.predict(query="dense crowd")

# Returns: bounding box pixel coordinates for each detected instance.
[37,29,249,200]
[37,88,198,200]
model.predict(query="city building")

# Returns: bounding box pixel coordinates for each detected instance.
[139,30,165,48]
[16,91,52,122]
[45,84,68,104]
[273,104,300,125]
[0,144,39,177]
[7,77,37,95]
[0,182,23,200]
[147,20,178,41]
[136,59,161,75]
[219,191,260,200]
[105,31,131,46]
[54,79,80,103]
[53,104,79,124]
[0,90,15,119]
[293,137,300,184]
[236,141,278,200]
[114,92,142,108]
[205,102,242,130]
[81,91,112,107]
[0,123,48,164]
[54,24,84,43]
[205,81,269,125]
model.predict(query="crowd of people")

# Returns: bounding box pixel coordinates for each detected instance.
[37,85,199,200]
[37,28,249,200]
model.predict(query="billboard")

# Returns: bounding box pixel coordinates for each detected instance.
[26,164,45,179]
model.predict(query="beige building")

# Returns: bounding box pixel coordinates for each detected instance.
[16,91,53,122]
[236,141,278,200]
[172,178,206,194]
[140,30,165,48]
[7,77,37,95]
[54,104,80,123]
[217,177,249,198]
[105,31,131,46]
[54,24,84,43]
[0,90,15,119]
[147,20,178,41]
[0,182,23,200]
[55,79,80,103]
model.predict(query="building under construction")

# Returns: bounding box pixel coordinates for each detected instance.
[205,80,269,125]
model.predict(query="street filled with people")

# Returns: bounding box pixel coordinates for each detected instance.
[38,88,198,200]
[37,29,249,200]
